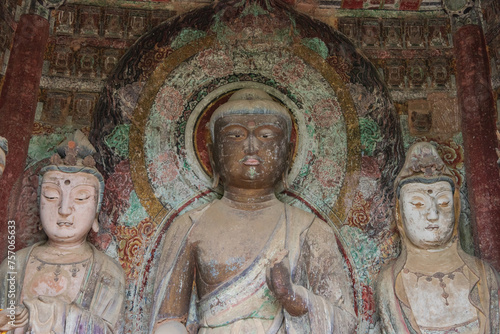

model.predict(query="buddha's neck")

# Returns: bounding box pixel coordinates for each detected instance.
[221,191,280,211]
[404,239,464,274]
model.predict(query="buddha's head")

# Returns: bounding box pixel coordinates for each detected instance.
[209,89,292,193]
[38,131,104,247]
[0,136,8,178]
[394,142,460,250]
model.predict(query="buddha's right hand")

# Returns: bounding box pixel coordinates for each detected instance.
[154,320,188,334]
[0,306,28,331]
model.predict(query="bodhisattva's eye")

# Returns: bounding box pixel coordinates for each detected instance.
[410,201,424,209]
[75,192,91,202]
[42,189,60,201]
[438,201,450,208]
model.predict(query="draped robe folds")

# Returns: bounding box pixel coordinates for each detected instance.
[152,201,357,333]
[375,244,500,334]
[0,242,125,333]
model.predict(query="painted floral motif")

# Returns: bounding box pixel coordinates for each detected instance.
[156,86,184,121]
[359,117,382,156]
[148,150,179,185]
[312,99,342,128]
[272,56,305,84]
[361,156,381,179]
[138,46,173,81]
[116,82,144,121]
[361,284,375,322]
[312,157,343,189]
[32,122,55,135]
[198,49,234,77]
[114,218,155,279]
[101,160,134,229]
[326,55,351,83]
[347,191,371,229]
[13,170,46,250]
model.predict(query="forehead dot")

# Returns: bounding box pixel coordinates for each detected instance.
[64,179,71,185]
[248,121,256,127]
[427,189,433,194]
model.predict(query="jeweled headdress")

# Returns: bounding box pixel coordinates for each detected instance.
[394,142,456,198]
[39,130,105,211]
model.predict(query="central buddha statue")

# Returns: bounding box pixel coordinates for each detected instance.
[152,89,356,333]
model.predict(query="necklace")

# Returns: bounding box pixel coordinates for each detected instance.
[403,264,465,306]
[32,256,91,282]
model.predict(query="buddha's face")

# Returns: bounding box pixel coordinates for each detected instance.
[400,181,455,250]
[212,114,289,192]
[40,170,99,247]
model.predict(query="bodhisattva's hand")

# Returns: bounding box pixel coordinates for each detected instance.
[24,296,67,333]
[0,306,28,331]
[266,250,308,317]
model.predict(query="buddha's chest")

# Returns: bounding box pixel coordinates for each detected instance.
[191,209,283,291]
[21,255,90,303]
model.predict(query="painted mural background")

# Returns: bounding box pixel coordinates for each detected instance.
[6,0,475,332]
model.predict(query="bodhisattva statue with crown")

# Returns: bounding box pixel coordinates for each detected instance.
[0,131,125,333]
[375,142,500,334]
[152,89,357,334]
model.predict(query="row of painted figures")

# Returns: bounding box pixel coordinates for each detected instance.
[0,89,498,333]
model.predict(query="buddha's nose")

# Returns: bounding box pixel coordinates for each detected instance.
[244,134,257,154]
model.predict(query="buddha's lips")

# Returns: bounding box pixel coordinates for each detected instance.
[57,221,73,227]
[241,157,262,166]
[425,225,439,230]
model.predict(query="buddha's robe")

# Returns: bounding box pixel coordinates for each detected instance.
[375,247,500,334]
[0,242,125,333]
[152,201,357,333]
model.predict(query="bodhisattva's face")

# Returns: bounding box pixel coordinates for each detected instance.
[212,114,290,192]
[40,170,99,247]
[400,181,455,250]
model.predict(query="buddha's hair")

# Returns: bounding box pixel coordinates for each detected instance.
[209,89,292,140]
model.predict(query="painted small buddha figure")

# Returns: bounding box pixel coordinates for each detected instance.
[375,142,500,334]
[152,89,356,333]
[0,132,125,333]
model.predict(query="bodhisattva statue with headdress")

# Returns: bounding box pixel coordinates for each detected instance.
[0,131,125,333]
[152,89,357,333]
[375,142,500,334]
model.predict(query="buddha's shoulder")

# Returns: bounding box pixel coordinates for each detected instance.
[173,202,213,224]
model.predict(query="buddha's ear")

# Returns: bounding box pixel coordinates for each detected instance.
[92,217,99,233]
[207,143,215,170]
[287,142,294,167]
